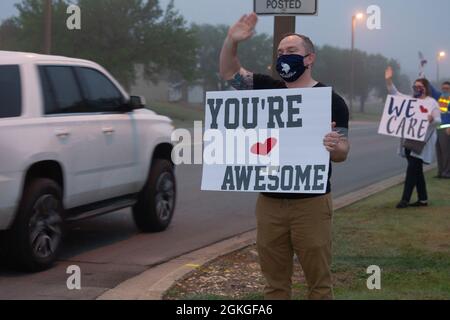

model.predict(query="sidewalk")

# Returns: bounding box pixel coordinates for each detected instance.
[97,165,437,300]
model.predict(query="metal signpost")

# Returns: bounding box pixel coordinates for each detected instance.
[254,0,318,15]
[254,0,318,78]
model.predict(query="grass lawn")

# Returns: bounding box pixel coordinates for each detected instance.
[350,112,382,122]
[165,169,450,300]
[147,101,204,129]
[148,101,384,127]
[350,101,384,122]
[332,169,450,300]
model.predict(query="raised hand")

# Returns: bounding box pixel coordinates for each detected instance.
[385,66,393,80]
[227,13,258,43]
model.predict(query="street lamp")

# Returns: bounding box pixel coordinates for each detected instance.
[350,12,364,115]
[437,51,446,83]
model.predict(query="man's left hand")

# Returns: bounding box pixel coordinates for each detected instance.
[323,122,350,162]
[323,131,343,152]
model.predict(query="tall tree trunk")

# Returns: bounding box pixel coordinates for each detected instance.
[180,81,189,103]
[43,0,52,54]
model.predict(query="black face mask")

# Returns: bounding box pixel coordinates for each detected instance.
[276,54,310,83]
[413,86,425,98]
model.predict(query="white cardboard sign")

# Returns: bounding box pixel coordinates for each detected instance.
[201,87,332,193]
[378,95,430,141]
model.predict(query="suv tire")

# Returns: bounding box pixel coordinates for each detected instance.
[6,179,64,272]
[133,159,176,232]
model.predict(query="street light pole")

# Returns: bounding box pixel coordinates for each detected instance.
[350,13,364,116]
[43,0,52,54]
[437,51,446,83]
[350,15,356,116]
[438,56,440,84]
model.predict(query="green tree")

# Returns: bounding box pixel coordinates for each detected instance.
[0,18,21,49]
[1,0,197,89]
[313,45,410,113]
[313,45,351,97]
[191,24,272,91]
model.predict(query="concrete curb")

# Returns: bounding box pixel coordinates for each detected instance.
[97,165,436,300]
[97,230,256,300]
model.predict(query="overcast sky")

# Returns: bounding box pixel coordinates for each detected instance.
[1,0,449,81]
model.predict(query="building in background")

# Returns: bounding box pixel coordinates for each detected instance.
[130,65,205,105]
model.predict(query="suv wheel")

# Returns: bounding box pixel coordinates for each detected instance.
[133,159,176,232]
[7,179,64,272]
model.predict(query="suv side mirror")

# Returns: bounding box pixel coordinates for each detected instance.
[129,95,146,109]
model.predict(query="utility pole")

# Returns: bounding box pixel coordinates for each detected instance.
[43,0,52,54]
[350,13,364,116]
[437,51,446,83]
[350,15,356,117]
[272,16,296,79]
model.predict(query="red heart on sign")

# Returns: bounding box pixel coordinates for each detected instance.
[250,138,278,156]
[420,105,429,113]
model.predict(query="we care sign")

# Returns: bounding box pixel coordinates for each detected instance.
[378,95,430,141]
[201,87,332,194]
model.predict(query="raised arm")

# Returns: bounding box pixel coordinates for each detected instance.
[429,83,442,101]
[385,66,401,95]
[420,73,442,100]
[219,13,258,89]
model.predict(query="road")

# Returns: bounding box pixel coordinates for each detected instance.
[0,122,406,299]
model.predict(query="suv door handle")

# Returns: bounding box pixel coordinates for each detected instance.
[55,129,70,138]
[102,127,115,134]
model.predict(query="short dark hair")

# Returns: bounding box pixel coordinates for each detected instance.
[281,33,316,54]
[442,81,450,86]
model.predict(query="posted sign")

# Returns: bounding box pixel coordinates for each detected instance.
[378,95,430,141]
[254,0,318,15]
[201,87,332,194]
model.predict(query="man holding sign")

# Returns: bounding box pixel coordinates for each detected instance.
[218,13,350,300]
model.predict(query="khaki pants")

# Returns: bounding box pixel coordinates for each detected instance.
[255,193,334,300]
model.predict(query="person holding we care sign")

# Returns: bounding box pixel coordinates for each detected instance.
[384,66,441,209]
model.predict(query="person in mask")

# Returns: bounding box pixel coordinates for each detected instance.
[433,81,450,179]
[219,13,350,300]
[413,75,450,179]
[385,66,441,208]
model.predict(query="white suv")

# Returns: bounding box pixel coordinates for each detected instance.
[0,51,176,271]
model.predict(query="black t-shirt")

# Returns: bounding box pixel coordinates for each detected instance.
[253,73,349,199]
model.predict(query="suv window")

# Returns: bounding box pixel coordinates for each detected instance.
[0,65,22,118]
[39,66,85,114]
[76,67,124,111]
